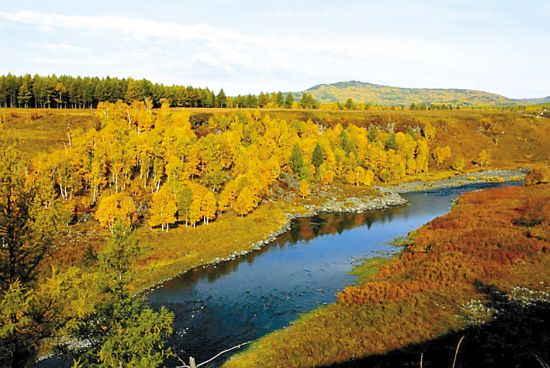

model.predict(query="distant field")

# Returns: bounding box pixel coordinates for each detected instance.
[0,108,97,156]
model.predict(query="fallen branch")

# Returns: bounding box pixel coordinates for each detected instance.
[451,335,465,368]
[175,340,253,368]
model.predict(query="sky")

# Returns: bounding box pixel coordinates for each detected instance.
[1,0,549,98]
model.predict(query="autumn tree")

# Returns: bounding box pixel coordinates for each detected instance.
[54,82,67,108]
[0,132,63,286]
[346,166,374,186]
[149,185,177,231]
[0,131,79,367]
[319,164,335,185]
[421,121,436,140]
[233,187,257,216]
[95,193,137,230]
[299,179,311,198]
[452,156,466,171]
[432,146,451,165]
[175,185,193,225]
[200,188,217,224]
[188,199,202,228]
[476,149,490,167]
[218,180,239,214]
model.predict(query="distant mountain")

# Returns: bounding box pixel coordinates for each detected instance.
[298,81,550,106]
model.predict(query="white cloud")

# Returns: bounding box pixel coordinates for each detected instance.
[1,9,458,73]
[1,8,548,97]
[29,42,89,52]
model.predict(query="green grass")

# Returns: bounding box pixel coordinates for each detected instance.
[349,257,394,283]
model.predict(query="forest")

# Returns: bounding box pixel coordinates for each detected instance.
[0,73,314,109]
[2,0,549,366]
[19,100,436,232]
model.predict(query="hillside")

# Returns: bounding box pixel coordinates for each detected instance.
[299,81,550,106]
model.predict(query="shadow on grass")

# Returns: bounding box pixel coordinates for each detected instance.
[323,284,550,368]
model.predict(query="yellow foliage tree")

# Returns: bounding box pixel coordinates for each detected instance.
[414,140,430,173]
[233,187,257,216]
[346,166,374,186]
[422,122,436,140]
[188,199,202,228]
[95,193,137,230]
[299,179,311,198]
[432,146,452,165]
[201,190,217,224]
[452,156,465,171]
[218,180,238,213]
[319,164,335,186]
[476,149,490,167]
[148,186,177,231]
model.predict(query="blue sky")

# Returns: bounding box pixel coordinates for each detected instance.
[1,0,549,98]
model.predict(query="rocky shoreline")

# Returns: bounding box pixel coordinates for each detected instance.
[207,190,408,264]
[145,168,527,292]
[385,168,527,193]
[144,190,408,292]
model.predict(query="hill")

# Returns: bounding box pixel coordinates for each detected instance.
[299,80,550,106]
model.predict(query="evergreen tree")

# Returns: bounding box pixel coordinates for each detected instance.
[17,81,32,108]
[385,133,398,151]
[64,224,173,367]
[275,91,285,107]
[217,88,227,108]
[289,144,304,177]
[285,92,294,108]
[344,98,355,110]
[258,92,269,107]
[312,142,324,170]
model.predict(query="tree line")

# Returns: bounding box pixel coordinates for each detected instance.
[28,100,437,232]
[0,73,318,109]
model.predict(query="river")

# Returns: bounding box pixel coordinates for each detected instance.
[146,182,518,366]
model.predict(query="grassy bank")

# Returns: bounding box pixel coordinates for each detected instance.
[224,183,550,367]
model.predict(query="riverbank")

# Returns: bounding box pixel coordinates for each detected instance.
[140,187,407,292]
[223,182,550,368]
